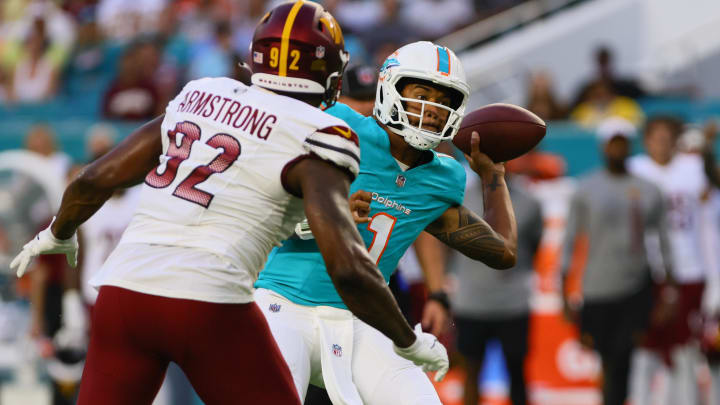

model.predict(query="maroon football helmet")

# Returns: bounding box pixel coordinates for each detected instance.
[250,1,349,106]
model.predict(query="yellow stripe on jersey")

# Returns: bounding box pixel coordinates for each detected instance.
[332,126,352,139]
[279,0,304,77]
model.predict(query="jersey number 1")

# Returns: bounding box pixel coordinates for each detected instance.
[145,121,241,208]
[367,213,397,264]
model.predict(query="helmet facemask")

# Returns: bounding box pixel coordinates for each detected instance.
[384,79,465,150]
[374,41,470,151]
[323,50,350,107]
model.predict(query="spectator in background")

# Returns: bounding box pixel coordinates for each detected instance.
[155,5,191,101]
[398,0,475,39]
[326,0,412,64]
[570,79,644,129]
[63,5,122,99]
[1,0,76,65]
[187,21,234,81]
[96,0,167,42]
[450,165,543,405]
[78,124,136,322]
[24,124,71,176]
[102,39,161,121]
[572,46,646,109]
[561,118,669,405]
[232,0,268,62]
[678,124,720,323]
[325,0,399,36]
[698,121,720,405]
[339,64,377,116]
[24,164,85,405]
[177,0,230,50]
[525,71,566,121]
[84,123,116,162]
[9,18,59,103]
[629,116,713,405]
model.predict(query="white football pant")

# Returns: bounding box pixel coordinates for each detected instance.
[255,288,441,405]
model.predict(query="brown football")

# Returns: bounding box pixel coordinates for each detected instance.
[452,103,546,162]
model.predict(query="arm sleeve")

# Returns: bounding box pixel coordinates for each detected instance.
[303,125,361,179]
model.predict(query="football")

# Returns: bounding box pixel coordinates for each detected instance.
[452,103,546,162]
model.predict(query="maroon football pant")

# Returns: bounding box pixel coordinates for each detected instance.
[78,286,300,405]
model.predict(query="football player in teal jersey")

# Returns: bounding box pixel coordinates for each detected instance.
[254,41,518,405]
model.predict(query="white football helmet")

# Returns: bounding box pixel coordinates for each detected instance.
[374,41,470,150]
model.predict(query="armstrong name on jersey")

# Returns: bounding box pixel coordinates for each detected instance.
[176,89,277,140]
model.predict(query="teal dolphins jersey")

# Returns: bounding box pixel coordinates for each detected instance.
[254,103,466,309]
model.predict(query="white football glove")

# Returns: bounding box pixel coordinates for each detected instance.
[393,324,449,382]
[10,218,78,277]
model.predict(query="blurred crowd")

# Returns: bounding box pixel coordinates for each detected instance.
[0,0,525,120]
[526,46,648,127]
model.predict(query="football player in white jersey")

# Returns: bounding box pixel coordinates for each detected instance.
[628,116,714,405]
[10,2,448,404]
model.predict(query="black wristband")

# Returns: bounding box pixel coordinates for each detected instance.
[427,291,451,311]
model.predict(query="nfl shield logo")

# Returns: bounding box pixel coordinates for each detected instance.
[395,175,406,188]
[332,344,342,357]
[253,51,263,64]
[269,303,281,313]
[315,46,325,59]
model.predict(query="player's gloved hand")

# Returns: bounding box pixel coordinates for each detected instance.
[10,217,78,277]
[393,323,449,382]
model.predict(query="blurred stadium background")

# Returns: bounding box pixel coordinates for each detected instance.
[1,0,720,404]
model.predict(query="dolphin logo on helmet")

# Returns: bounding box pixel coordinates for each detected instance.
[374,41,470,150]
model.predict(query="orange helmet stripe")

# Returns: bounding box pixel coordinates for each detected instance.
[279,0,304,77]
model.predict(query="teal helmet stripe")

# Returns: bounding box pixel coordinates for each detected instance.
[437,47,450,75]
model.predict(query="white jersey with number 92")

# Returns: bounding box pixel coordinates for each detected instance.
[89,77,360,303]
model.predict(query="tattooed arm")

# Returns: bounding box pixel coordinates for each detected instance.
[425,204,516,269]
[425,132,517,269]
